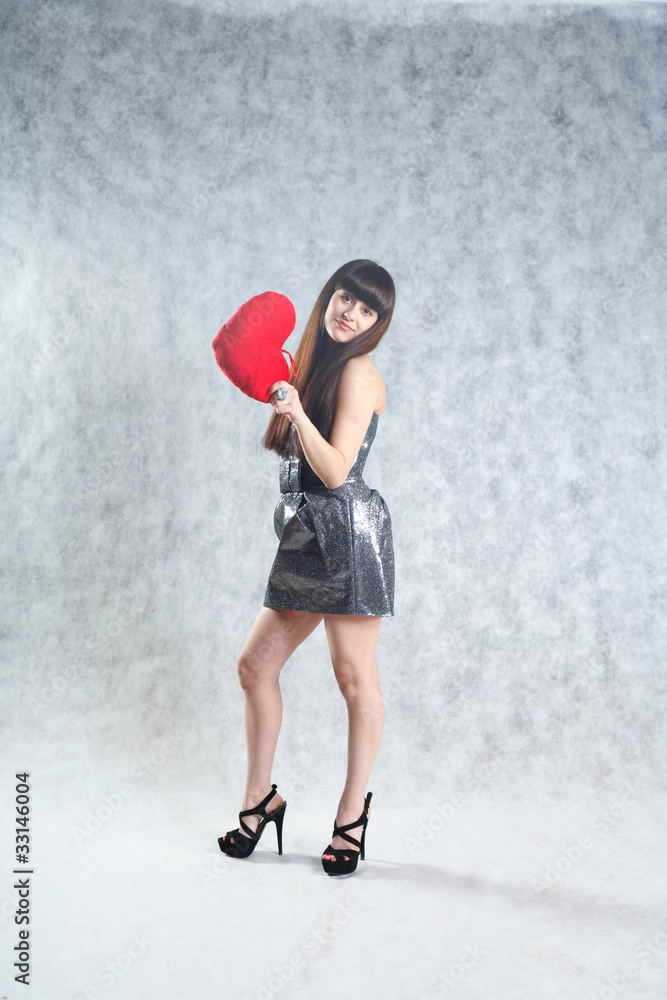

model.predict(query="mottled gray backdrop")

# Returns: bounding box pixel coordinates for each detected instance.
[2,1,667,997]
[2,0,666,911]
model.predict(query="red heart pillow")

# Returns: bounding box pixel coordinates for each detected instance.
[212,291,298,403]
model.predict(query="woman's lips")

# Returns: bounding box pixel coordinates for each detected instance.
[336,318,352,331]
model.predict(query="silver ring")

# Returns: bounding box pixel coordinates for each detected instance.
[276,388,289,400]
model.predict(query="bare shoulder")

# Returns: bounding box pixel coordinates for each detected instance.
[340,355,386,415]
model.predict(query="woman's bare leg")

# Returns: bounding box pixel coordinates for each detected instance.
[220,606,323,842]
[322,614,384,860]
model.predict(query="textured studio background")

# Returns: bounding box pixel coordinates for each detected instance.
[3,0,665,803]
[1,1,667,996]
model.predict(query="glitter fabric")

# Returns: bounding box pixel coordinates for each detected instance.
[263,411,395,616]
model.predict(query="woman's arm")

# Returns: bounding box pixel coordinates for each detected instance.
[269,357,382,489]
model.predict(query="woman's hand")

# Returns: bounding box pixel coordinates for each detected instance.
[268,381,306,426]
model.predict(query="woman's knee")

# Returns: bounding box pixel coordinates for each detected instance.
[236,648,282,689]
[334,663,383,706]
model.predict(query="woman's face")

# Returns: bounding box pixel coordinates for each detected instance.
[323,288,378,343]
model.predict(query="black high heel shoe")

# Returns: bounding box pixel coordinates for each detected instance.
[321,791,372,876]
[218,783,287,858]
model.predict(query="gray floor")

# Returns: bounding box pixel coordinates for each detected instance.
[3,766,665,999]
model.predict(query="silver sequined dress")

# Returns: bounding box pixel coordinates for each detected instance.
[263,411,394,616]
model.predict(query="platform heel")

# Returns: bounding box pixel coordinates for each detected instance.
[321,791,372,876]
[218,784,287,858]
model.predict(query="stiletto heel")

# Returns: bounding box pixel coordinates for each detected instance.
[218,784,287,858]
[274,800,286,855]
[321,791,372,876]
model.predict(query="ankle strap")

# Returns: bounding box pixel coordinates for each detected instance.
[332,792,372,846]
[239,783,278,821]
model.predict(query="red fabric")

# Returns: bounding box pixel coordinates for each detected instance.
[212,291,298,403]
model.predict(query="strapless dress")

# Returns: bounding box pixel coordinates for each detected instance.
[263,411,394,616]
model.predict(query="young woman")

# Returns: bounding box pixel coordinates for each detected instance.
[218,259,396,876]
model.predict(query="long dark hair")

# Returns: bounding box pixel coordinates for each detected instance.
[262,259,396,459]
